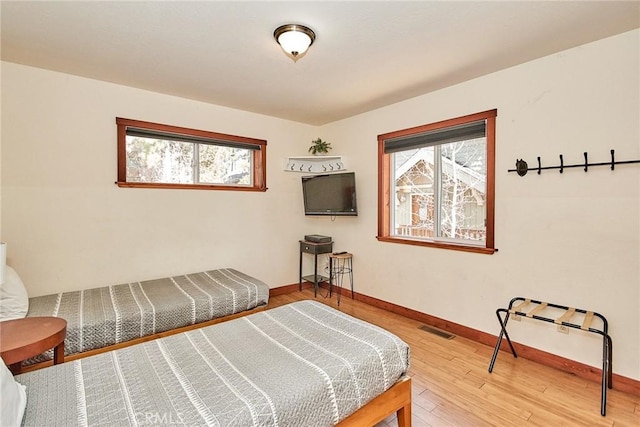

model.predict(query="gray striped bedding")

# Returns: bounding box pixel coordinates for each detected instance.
[25,269,269,364]
[17,300,410,427]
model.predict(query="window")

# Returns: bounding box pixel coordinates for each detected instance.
[116,118,266,191]
[377,109,496,254]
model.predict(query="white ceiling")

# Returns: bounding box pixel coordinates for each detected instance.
[2,1,639,125]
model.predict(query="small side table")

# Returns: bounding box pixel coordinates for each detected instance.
[299,240,334,296]
[0,316,67,374]
[329,252,354,305]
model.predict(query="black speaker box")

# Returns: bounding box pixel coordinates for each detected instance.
[304,234,332,243]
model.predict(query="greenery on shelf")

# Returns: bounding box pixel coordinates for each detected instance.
[308,137,332,155]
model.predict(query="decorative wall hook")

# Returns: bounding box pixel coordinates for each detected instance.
[508,148,640,177]
[583,152,588,172]
[559,154,563,174]
[515,159,528,176]
[610,149,615,170]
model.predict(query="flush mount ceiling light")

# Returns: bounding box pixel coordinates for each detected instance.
[274,24,316,62]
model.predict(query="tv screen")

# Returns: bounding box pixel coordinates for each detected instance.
[302,172,358,216]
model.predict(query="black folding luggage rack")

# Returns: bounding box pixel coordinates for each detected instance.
[488,297,613,416]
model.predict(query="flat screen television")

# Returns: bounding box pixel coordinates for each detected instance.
[302,172,358,216]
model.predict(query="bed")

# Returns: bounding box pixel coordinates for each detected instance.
[23,268,270,367]
[13,300,411,427]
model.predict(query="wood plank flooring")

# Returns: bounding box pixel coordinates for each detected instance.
[269,290,639,427]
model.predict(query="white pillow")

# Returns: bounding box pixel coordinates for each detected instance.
[0,266,29,321]
[0,360,27,427]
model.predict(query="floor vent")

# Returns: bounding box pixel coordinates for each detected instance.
[419,325,455,340]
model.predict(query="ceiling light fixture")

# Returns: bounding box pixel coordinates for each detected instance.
[274,24,316,62]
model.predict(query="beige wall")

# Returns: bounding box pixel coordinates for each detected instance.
[318,29,639,379]
[2,29,638,379]
[1,62,314,297]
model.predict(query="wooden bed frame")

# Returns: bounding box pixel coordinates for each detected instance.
[338,376,412,427]
[20,304,267,373]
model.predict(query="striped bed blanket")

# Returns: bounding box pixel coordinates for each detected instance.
[17,300,410,427]
[25,268,269,364]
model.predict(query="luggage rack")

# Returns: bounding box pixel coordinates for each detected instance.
[488,297,612,416]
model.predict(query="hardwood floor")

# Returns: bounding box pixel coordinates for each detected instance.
[269,290,639,427]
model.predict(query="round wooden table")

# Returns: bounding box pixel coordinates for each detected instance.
[0,316,67,374]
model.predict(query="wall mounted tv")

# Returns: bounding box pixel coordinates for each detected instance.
[302,172,358,216]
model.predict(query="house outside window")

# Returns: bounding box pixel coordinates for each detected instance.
[116,118,266,191]
[377,109,496,254]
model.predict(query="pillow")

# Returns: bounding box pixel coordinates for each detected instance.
[0,266,29,321]
[0,360,27,426]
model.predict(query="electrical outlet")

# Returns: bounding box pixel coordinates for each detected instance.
[557,325,570,334]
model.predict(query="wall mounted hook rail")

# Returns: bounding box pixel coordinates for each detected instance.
[509,149,640,177]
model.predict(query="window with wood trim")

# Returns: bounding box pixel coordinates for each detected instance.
[116,118,266,191]
[377,109,496,254]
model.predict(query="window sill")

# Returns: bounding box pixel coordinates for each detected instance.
[376,236,496,254]
[116,182,267,192]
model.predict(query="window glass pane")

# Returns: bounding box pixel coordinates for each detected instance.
[117,117,266,191]
[392,147,435,239]
[198,144,252,185]
[439,138,486,242]
[126,137,194,183]
[391,138,486,243]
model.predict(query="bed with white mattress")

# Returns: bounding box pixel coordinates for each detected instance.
[14,300,411,427]
[24,268,269,367]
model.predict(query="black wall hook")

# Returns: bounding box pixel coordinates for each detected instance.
[584,152,588,172]
[610,149,615,170]
[559,154,564,174]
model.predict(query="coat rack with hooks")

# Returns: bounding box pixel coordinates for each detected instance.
[284,156,345,174]
[508,149,640,177]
